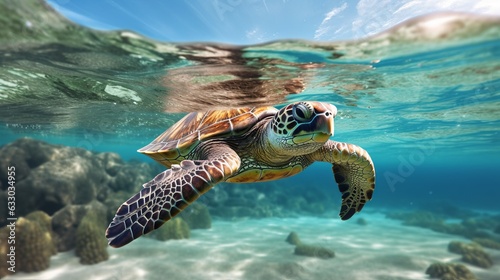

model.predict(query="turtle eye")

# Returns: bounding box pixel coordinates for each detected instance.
[292,103,313,122]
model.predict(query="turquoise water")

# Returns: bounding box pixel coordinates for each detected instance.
[1,3,500,279]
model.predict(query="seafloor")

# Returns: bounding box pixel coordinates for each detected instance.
[1,139,500,280]
[6,214,500,280]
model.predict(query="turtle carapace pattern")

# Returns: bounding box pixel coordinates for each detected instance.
[106,101,375,247]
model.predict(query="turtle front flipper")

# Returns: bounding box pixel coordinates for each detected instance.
[309,140,375,220]
[106,145,241,248]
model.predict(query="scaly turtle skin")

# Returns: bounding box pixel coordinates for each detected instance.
[106,101,375,247]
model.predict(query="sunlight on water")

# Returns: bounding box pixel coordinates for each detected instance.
[1,11,499,158]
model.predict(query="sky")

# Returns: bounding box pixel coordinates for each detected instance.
[46,0,500,45]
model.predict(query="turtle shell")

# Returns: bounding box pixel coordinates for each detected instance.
[138,106,277,167]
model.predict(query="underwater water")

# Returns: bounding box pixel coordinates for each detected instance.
[1,1,500,280]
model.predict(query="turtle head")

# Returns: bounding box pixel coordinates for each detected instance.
[268,101,337,155]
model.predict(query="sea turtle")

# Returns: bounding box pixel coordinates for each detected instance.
[106,101,375,247]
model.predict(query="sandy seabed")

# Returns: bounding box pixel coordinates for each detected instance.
[5,213,500,280]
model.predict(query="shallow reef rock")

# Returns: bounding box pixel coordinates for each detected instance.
[385,210,496,240]
[448,241,493,268]
[285,231,302,246]
[294,244,335,259]
[151,218,190,241]
[0,138,160,223]
[425,262,477,280]
[75,208,109,265]
[284,231,334,259]
[356,217,368,225]
[243,261,306,280]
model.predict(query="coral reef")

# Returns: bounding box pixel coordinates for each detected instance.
[386,210,496,240]
[425,262,477,280]
[285,231,301,246]
[387,211,444,229]
[75,208,109,265]
[0,138,160,223]
[151,218,190,241]
[180,203,211,229]
[0,138,335,233]
[206,179,335,219]
[294,244,335,259]
[448,241,493,268]
[419,201,475,220]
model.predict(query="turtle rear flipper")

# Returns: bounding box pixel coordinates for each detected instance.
[106,146,241,248]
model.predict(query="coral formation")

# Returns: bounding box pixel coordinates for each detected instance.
[285,231,301,246]
[16,217,53,272]
[180,203,212,229]
[448,241,481,254]
[25,211,57,255]
[0,211,56,276]
[448,241,493,268]
[425,262,477,280]
[152,218,190,241]
[75,208,109,265]
[52,201,107,252]
[294,244,335,259]
[472,238,500,250]
[0,226,13,278]
[461,249,493,268]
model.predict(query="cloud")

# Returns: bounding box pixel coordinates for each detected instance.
[314,2,348,40]
[351,0,500,38]
[48,2,118,31]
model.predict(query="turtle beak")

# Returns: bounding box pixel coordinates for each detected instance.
[319,109,335,136]
[312,114,334,143]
